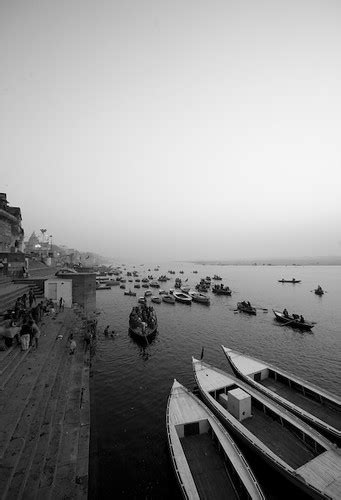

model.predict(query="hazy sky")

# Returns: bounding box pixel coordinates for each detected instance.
[1,0,340,261]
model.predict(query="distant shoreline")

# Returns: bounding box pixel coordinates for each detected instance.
[190,258,341,266]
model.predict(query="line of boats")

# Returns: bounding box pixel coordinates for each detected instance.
[167,347,341,499]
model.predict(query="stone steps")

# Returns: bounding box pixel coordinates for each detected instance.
[0,285,31,315]
[0,309,90,499]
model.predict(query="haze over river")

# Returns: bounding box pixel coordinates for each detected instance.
[90,264,341,499]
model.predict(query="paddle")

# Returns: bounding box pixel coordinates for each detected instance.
[279,319,296,327]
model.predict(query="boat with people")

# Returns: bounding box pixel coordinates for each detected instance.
[129,304,157,339]
[173,291,192,305]
[273,310,314,331]
[124,290,137,297]
[192,357,341,500]
[212,284,232,295]
[189,291,210,304]
[162,294,175,304]
[212,274,222,280]
[278,278,301,283]
[174,278,182,289]
[221,345,341,444]
[237,301,257,315]
[167,379,265,500]
[149,281,160,288]
[315,285,324,296]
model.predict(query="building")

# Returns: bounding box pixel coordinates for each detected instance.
[0,193,24,253]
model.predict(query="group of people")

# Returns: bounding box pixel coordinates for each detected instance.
[282,308,305,323]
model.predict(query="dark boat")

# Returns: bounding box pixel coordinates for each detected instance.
[221,345,341,445]
[237,301,257,315]
[273,310,314,331]
[124,290,137,296]
[278,279,301,283]
[193,357,341,500]
[315,285,324,296]
[212,284,232,295]
[129,304,157,340]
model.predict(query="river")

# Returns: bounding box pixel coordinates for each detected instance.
[89,263,341,499]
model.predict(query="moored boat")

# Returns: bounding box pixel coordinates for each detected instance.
[189,291,210,304]
[129,304,157,339]
[162,294,175,304]
[193,357,341,500]
[167,379,265,500]
[144,290,152,297]
[237,301,257,315]
[221,345,341,444]
[173,291,192,305]
[96,283,111,290]
[273,310,314,331]
[151,296,162,304]
[124,290,137,296]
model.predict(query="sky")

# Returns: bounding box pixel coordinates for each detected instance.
[1,0,341,261]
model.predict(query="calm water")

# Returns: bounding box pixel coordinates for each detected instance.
[89,264,341,499]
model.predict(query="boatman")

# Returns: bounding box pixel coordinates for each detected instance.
[283,308,289,317]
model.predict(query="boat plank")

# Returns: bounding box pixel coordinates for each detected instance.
[260,379,341,430]
[180,433,238,500]
[297,451,341,498]
[241,408,316,469]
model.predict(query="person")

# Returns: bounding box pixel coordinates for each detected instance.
[104,325,110,336]
[59,297,65,312]
[84,330,91,351]
[20,321,31,351]
[283,308,289,317]
[300,315,305,323]
[69,334,77,355]
[30,319,40,349]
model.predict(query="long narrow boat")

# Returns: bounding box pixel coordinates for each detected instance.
[173,291,192,305]
[278,279,301,283]
[193,358,341,500]
[221,346,341,445]
[166,379,265,500]
[273,310,314,331]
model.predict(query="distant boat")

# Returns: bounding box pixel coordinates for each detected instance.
[167,380,265,500]
[151,296,162,304]
[237,301,257,315]
[124,290,136,296]
[221,345,341,444]
[189,291,210,304]
[212,284,232,296]
[138,297,147,304]
[96,283,111,290]
[315,285,324,296]
[273,310,314,331]
[144,290,152,297]
[278,279,301,283]
[180,285,191,293]
[173,291,192,305]
[162,294,175,304]
[193,357,341,500]
[212,274,222,280]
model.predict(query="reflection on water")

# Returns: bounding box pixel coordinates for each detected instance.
[90,263,341,499]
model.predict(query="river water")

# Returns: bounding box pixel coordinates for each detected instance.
[89,263,341,499]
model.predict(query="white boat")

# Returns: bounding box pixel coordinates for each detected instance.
[181,285,191,293]
[221,345,341,444]
[193,357,341,500]
[189,291,210,304]
[173,291,192,305]
[167,380,265,500]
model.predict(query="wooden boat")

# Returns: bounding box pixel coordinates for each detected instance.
[315,286,324,296]
[119,284,126,289]
[173,291,192,305]
[151,296,162,304]
[134,284,141,289]
[193,358,341,500]
[144,290,152,297]
[273,310,314,331]
[189,291,210,304]
[237,302,257,315]
[278,279,301,283]
[138,297,147,304]
[181,285,191,294]
[213,275,222,280]
[129,304,157,339]
[167,380,265,500]
[96,283,111,290]
[212,284,232,296]
[221,345,341,444]
[162,294,175,304]
[124,290,137,296]
[149,281,160,288]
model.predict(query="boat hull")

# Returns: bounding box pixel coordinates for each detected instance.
[237,303,257,315]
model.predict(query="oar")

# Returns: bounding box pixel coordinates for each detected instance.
[279,319,296,327]
[255,307,268,312]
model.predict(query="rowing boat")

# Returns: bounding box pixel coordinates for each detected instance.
[278,279,301,283]
[237,302,257,315]
[173,291,192,305]
[193,357,341,500]
[273,310,314,331]
[166,380,265,500]
[221,345,341,445]
[189,291,210,304]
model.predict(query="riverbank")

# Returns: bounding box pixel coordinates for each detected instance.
[0,306,90,499]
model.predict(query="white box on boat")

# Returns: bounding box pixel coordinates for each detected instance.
[218,393,228,409]
[227,388,252,421]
